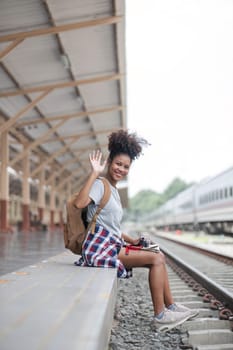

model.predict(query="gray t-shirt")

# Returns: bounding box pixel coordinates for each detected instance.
[87,178,123,237]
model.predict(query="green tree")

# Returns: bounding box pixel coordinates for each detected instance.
[162,177,190,201]
[126,177,193,219]
[129,189,162,213]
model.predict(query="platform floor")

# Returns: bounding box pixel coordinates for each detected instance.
[0,229,65,276]
[0,251,117,350]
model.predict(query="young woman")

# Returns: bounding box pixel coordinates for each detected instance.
[74,130,198,332]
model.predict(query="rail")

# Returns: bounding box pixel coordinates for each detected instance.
[162,245,233,311]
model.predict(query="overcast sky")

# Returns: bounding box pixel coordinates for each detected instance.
[125,0,233,197]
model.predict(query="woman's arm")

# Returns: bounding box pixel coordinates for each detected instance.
[122,233,140,245]
[73,151,107,208]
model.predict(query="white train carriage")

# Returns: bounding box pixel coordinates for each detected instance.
[150,166,233,235]
[195,167,233,233]
[151,187,197,230]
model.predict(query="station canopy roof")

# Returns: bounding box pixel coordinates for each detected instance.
[0,0,128,205]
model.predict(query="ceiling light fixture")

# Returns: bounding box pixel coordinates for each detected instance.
[61,53,71,69]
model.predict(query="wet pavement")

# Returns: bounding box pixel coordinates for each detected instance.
[0,229,66,276]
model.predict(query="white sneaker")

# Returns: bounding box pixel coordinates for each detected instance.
[152,309,191,332]
[170,303,199,319]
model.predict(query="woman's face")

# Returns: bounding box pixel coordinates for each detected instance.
[108,154,131,183]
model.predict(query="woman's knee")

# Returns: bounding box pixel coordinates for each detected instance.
[159,251,166,262]
[151,252,165,266]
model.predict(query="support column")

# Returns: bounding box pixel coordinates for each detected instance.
[59,210,63,227]
[22,151,30,232]
[60,191,67,226]
[49,177,56,231]
[55,195,63,228]
[0,132,9,232]
[38,166,45,223]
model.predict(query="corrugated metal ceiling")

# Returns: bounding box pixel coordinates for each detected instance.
[0,0,126,197]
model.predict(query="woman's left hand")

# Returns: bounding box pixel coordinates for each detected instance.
[122,233,140,246]
[131,238,141,246]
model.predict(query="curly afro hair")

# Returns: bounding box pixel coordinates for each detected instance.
[108,129,150,161]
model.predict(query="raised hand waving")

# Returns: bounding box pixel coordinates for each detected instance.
[89,150,107,175]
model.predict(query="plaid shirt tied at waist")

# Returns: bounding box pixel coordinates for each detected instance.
[75,225,128,278]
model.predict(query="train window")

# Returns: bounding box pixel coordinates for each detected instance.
[212,191,215,201]
[220,189,223,199]
[216,190,219,200]
[230,187,233,197]
[224,188,228,198]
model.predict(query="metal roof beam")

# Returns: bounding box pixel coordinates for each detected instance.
[56,169,83,192]
[32,140,108,189]
[0,16,122,43]
[9,115,117,168]
[0,90,52,134]
[45,160,92,186]
[16,106,123,127]
[30,138,80,178]
[9,117,69,166]
[44,128,117,144]
[0,74,121,98]
[0,39,24,60]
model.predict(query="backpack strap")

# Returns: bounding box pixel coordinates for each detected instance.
[99,177,111,209]
[89,177,111,234]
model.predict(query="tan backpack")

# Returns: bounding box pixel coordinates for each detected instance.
[63,177,111,255]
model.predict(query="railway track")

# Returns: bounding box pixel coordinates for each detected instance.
[151,232,233,349]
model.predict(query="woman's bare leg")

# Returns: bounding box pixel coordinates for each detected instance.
[163,263,174,307]
[118,248,167,315]
[148,263,165,314]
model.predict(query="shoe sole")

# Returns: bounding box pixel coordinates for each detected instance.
[186,309,199,320]
[156,313,192,332]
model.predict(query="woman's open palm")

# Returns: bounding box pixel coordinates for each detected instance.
[89,150,107,175]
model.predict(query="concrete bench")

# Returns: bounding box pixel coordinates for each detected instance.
[0,251,117,350]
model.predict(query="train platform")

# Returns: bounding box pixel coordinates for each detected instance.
[154,230,233,258]
[0,235,117,350]
[0,229,65,276]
